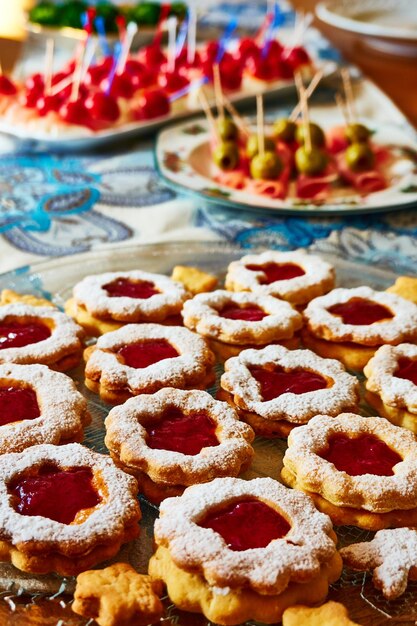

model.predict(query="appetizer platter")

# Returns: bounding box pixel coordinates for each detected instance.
[156,72,417,215]
[0,242,416,625]
[0,7,334,149]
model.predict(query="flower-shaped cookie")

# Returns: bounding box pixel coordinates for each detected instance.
[364,343,417,431]
[0,443,141,575]
[73,563,164,626]
[182,289,302,345]
[282,601,360,626]
[0,303,84,371]
[73,270,189,322]
[105,388,254,503]
[225,250,335,305]
[282,413,417,529]
[219,345,359,437]
[0,363,90,453]
[84,323,215,403]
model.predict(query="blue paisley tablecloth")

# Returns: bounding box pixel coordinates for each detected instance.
[0,1,416,275]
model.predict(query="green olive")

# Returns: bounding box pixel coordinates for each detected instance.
[246,134,276,159]
[273,118,297,143]
[216,117,238,142]
[345,123,372,144]
[295,122,325,148]
[345,142,375,172]
[250,151,283,180]
[213,141,239,171]
[295,146,328,175]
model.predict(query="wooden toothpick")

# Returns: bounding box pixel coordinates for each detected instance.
[290,67,324,121]
[212,63,224,120]
[222,95,250,137]
[44,38,54,96]
[295,71,311,152]
[335,92,350,125]
[198,87,219,141]
[256,94,265,157]
[341,67,356,123]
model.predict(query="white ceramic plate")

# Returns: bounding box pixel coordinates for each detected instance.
[0,57,335,151]
[155,114,417,216]
[316,0,417,56]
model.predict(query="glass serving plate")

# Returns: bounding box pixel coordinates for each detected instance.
[0,241,415,626]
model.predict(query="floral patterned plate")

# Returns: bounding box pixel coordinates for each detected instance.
[155,114,417,216]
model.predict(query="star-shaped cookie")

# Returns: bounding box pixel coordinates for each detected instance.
[72,562,164,626]
[282,601,360,625]
[340,527,417,599]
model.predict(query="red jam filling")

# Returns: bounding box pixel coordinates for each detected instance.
[146,407,219,455]
[0,386,40,427]
[320,433,402,476]
[9,465,101,524]
[395,357,417,386]
[249,365,327,401]
[327,298,393,326]
[103,277,159,299]
[219,303,267,322]
[118,339,179,369]
[199,499,290,551]
[0,321,51,349]
[246,262,305,284]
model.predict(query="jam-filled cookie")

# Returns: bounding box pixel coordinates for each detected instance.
[182,290,303,360]
[66,270,189,336]
[0,303,84,371]
[302,286,417,371]
[0,363,90,453]
[282,413,417,530]
[84,324,215,404]
[364,343,417,432]
[225,250,335,306]
[218,345,359,437]
[105,388,254,504]
[149,477,342,625]
[0,443,141,575]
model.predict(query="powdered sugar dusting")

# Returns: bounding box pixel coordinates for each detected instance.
[154,477,337,594]
[85,324,214,393]
[0,443,139,548]
[0,304,84,365]
[365,344,417,414]
[283,413,417,513]
[304,287,417,345]
[220,345,359,423]
[340,527,417,599]
[105,388,254,485]
[225,250,334,304]
[182,290,302,344]
[0,363,88,453]
[73,271,189,322]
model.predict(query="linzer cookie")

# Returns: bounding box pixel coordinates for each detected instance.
[302,286,417,371]
[149,477,342,625]
[225,250,335,305]
[84,324,215,404]
[0,363,90,453]
[0,303,84,371]
[364,343,417,432]
[218,345,359,437]
[182,289,303,360]
[66,270,189,336]
[282,413,417,530]
[340,528,417,600]
[105,388,254,504]
[0,443,141,575]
